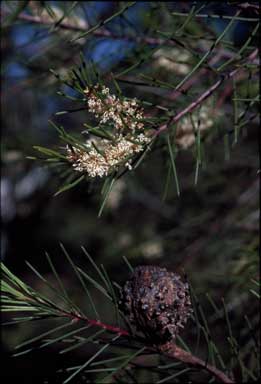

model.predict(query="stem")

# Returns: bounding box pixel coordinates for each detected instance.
[66,309,234,383]
[62,310,129,337]
[159,342,234,383]
[166,50,224,102]
[154,48,258,137]
[1,10,237,59]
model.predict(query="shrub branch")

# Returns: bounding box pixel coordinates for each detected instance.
[66,308,234,383]
[155,48,258,136]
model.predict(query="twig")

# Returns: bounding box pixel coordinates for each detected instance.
[66,309,234,383]
[63,310,129,337]
[1,10,238,58]
[167,50,224,102]
[171,11,259,21]
[159,342,234,383]
[214,71,248,112]
[154,48,258,136]
[1,10,176,45]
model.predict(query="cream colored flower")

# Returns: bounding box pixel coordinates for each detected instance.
[67,85,150,178]
[84,85,144,132]
[66,133,150,178]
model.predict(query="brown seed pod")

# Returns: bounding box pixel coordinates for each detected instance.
[119,265,192,344]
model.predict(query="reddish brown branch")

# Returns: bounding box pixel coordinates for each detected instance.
[154,48,258,137]
[1,10,237,59]
[65,309,234,383]
[214,70,254,113]
[2,10,178,46]
[63,310,129,336]
[159,342,234,383]
[167,50,225,102]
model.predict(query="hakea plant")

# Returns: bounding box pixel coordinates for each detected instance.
[32,69,222,205]
[31,42,258,204]
[34,48,258,198]
[3,3,259,384]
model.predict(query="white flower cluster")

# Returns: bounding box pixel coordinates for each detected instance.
[66,85,150,178]
[66,84,151,177]
[84,85,144,132]
[66,134,149,177]
[175,104,215,149]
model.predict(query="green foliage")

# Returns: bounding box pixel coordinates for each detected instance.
[1,249,260,383]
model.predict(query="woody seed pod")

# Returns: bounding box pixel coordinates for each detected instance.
[119,265,192,344]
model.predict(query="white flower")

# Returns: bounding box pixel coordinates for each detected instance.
[67,84,150,178]
[101,87,110,95]
[66,133,149,178]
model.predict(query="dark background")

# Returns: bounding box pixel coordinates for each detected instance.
[1,2,259,382]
